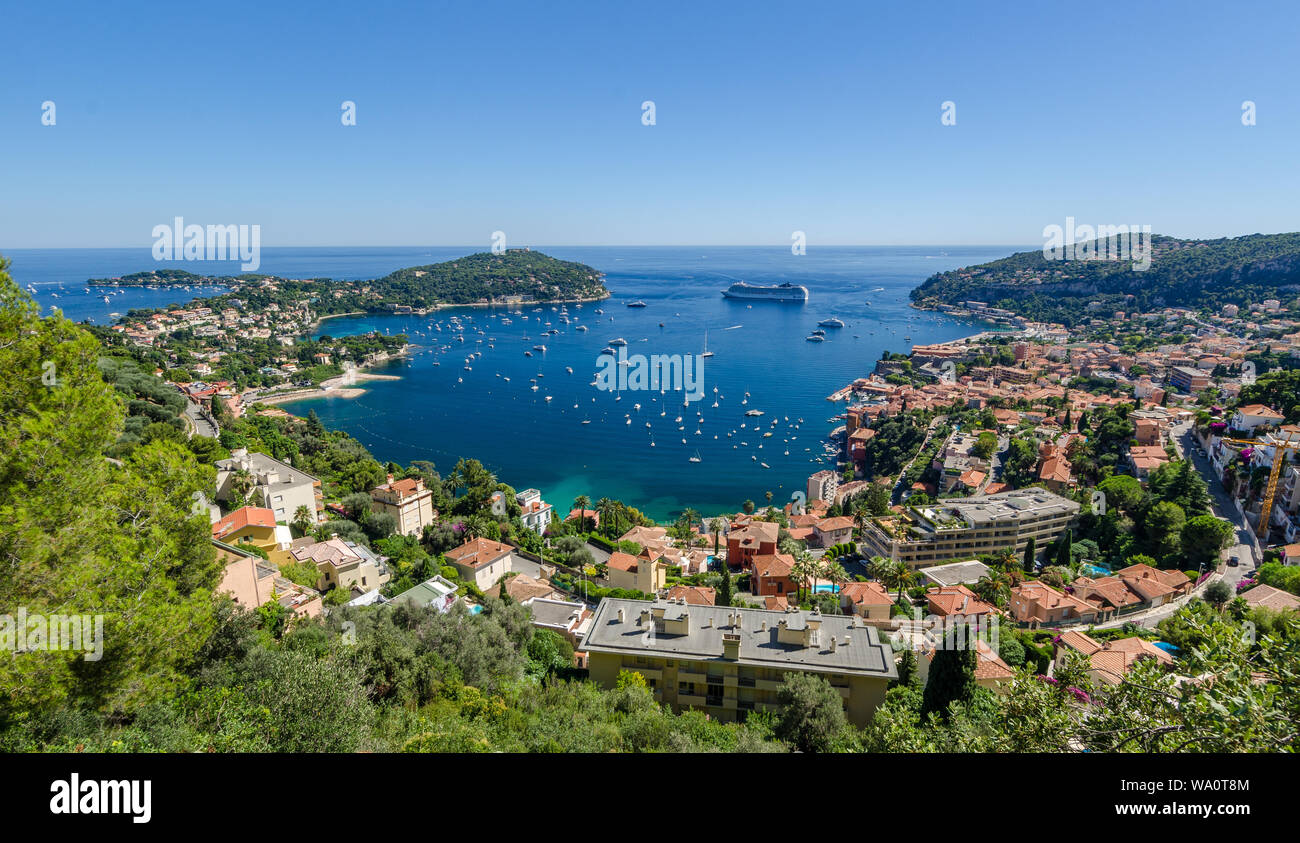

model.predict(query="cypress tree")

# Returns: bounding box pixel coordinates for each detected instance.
[1056,528,1073,568]
[719,561,733,607]
[921,628,977,720]
[1023,536,1037,572]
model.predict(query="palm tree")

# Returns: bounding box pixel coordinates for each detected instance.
[792,551,818,603]
[873,557,914,606]
[993,546,1018,573]
[230,468,255,508]
[852,500,870,539]
[707,517,724,555]
[972,571,1011,608]
[681,507,701,543]
[291,504,313,536]
[595,497,615,537]
[572,494,591,533]
[823,561,848,612]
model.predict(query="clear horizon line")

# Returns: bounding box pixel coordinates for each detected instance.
[1,242,1046,251]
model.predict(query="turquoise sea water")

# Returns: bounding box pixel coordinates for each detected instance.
[8,245,1024,521]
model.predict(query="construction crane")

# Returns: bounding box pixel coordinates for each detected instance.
[1219,428,1300,538]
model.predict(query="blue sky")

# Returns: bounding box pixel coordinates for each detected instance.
[2,0,1298,247]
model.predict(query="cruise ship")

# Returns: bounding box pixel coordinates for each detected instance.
[720,281,809,302]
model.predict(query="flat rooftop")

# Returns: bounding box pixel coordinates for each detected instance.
[917,488,1078,528]
[920,559,992,586]
[582,598,896,679]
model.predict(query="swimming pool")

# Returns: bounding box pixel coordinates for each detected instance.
[813,584,840,593]
[1082,563,1112,578]
[1153,641,1179,654]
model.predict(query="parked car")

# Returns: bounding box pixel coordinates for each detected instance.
[1228,556,1240,567]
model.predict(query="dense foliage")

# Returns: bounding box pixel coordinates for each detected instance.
[911,232,1300,325]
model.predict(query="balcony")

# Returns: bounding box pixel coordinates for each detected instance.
[624,664,662,681]
[678,693,706,707]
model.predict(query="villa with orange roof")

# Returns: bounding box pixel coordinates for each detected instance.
[812,516,854,548]
[663,584,717,606]
[606,550,669,595]
[925,584,999,620]
[1231,404,1285,433]
[726,520,779,569]
[1053,629,1174,685]
[838,580,895,619]
[751,553,797,598]
[1009,580,1100,627]
[370,474,437,537]
[1071,563,1191,620]
[211,506,288,556]
[918,637,1015,692]
[444,537,526,591]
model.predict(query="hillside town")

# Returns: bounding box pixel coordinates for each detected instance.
[176,291,1300,733]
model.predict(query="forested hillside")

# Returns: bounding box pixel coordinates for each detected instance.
[911,233,1300,325]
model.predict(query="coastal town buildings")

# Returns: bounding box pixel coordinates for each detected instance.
[859,489,1079,569]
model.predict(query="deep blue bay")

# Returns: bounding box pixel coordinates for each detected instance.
[9,245,1022,521]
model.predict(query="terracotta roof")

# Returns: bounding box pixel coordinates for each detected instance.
[1239,584,1300,612]
[607,551,641,573]
[839,580,894,606]
[212,506,276,541]
[815,516,854,532]
[751,553,795,580]
[1056,629,1102,655]
[925,584,998,617]
[505,573,556,603]
[374,477,423,498]
[1237,404,1283,418]
[730,521,779,546]
[664,584,717,606]
[974,639,1015,681]
[446,537,515,571]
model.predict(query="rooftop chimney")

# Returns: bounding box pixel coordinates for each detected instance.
[722,632,741,660]
[617,608,625,623]
[829,636,838,652]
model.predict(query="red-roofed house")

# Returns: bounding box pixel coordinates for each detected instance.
[445,537,525,591]
[212,506,280,554]
[371,474,436,537]
[606,550,668,594]
[1231,404,1284,433]
[751,553,797,598]
[925,584,999,620]
[1009,580,1100,627]
[1053,630,1174,685]
[839,580,895,620]
[726,520,779,569]
[663,584,717,606]
[920,638,1014,693]
[812,516,854,548]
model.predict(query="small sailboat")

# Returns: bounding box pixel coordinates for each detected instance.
[689,451,702,463]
